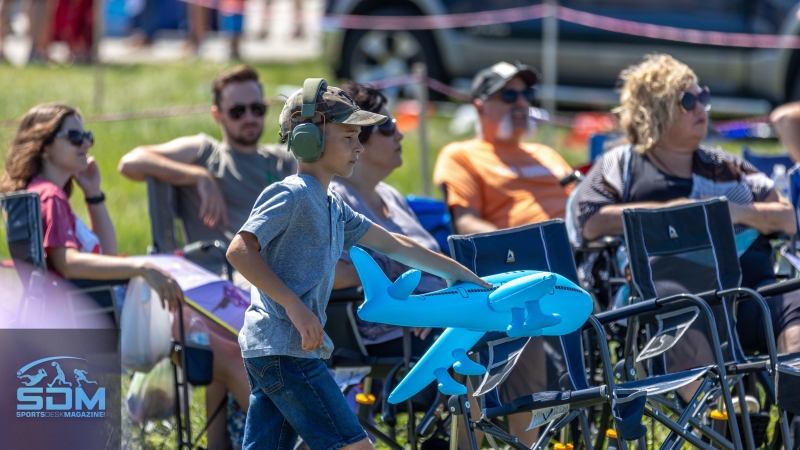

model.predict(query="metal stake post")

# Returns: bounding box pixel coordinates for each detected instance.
[413,62,431,197]
[541,0,559,147]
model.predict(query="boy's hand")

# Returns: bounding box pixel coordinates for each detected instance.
[446,268,492,289]
[286,302,324,351]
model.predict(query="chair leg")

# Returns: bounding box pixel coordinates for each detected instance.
[779,410,793,450]
[643,404,718,450]
[579,410,594,450]
[735,378,756,450]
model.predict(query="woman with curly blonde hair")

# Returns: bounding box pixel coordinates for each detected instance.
[570,53,800,363]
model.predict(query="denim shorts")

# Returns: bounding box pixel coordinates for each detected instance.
[243,355,368,450]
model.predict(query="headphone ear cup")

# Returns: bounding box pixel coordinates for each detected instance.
[290,123,324,163]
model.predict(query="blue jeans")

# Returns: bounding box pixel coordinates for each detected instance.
[243,355,368,450]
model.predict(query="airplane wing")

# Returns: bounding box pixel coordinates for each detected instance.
[388,328,486,404]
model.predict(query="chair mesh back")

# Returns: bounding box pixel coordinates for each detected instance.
[448,220,589,392]
[623,198,741,300]
[1,192,45,285]
[146,177,180,254]
[623,198,743,363]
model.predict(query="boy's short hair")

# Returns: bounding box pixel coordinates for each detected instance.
[212,65,263,107]
[278,80,387,143]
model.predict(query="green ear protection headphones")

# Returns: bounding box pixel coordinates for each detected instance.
[288,78,327,163]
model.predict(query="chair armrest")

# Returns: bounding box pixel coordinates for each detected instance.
[765,232,792,241]
[754,277,800,298]
[182,240,234,281]
[559,170,584,187]
[67,279,129,290]
[576,236,625,251]
[329,287,363,304]
[182,239,228,257]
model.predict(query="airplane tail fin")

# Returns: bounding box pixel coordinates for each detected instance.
[349,246,392,301]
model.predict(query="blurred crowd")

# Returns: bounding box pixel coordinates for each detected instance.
[0,0,304,63]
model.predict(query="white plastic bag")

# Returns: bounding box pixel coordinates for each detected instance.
[121,276,173,372]
[126,358,191,424]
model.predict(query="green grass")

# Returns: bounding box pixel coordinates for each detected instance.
[0,59,785,261]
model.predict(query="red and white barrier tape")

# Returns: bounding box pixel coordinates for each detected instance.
[177,0,800,50]
[556,7,800,49]
[323,4,548,31]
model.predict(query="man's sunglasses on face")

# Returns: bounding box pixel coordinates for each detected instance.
[227,102,268,120]
[491,87,536,104]
[55,129,94,147]
[679,86,711,113]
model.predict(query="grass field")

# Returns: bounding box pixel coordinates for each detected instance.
[0,59,786,261]
[0,59,789,449]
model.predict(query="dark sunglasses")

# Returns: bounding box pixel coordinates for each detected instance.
[55,129,94,147]
[227,102,268,120]
[679,86,711,113]
[492,87,536,104]
[373,118,397,137]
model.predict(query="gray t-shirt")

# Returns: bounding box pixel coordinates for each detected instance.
[238,174,373,359]
[178,134,297,273]
[331,180,447,344]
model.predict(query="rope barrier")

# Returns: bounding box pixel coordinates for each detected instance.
[176,0,800,49]
[0,105,208,128]
[555,7,800,49]
[0,96,291,128]
[0,75,771,137]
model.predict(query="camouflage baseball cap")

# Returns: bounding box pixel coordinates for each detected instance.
[279,78,387,141]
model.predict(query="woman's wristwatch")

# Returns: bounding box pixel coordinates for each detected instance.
[85,192,106,205]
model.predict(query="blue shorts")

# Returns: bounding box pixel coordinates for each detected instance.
[243,355,368,450]
[220,13,244,35]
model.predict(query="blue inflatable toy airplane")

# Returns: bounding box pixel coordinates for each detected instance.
[349,247,593,403]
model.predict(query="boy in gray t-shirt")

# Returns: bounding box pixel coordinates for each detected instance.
[227,79,489,450]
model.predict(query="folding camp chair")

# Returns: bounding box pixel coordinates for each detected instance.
[143,177,237,449]
[621,197,799,450]
[405,196,451,256]
[0,190,123,327]
[447,221,651,450]
[325,287,450,450]
[741,146,793,178]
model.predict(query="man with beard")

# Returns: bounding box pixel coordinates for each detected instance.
[434,61,573,234]
[119,65,296,277]
[433,62,573,448]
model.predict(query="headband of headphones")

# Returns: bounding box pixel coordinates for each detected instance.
[301,78,327,118]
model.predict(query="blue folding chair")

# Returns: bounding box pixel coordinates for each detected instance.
[0,191,123,327]
[621,198,799,450]
[447,221,649,450]
[405,195,451,256]
[741,145,793,178]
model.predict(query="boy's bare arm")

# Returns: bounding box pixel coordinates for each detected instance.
[227,232,324,351]
[357,224,491,288]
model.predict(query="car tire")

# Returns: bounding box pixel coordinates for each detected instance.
[339,5,447,99]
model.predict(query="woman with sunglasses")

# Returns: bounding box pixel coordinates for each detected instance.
[331,82,448,355]
[1,103,253,449]
[571,54,800,367]
[0,103,183,309]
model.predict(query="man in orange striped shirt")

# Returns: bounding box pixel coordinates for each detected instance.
[434,61,573,234]
[433,61,574,448]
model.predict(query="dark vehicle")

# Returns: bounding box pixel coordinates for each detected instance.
[324,0,800,112]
